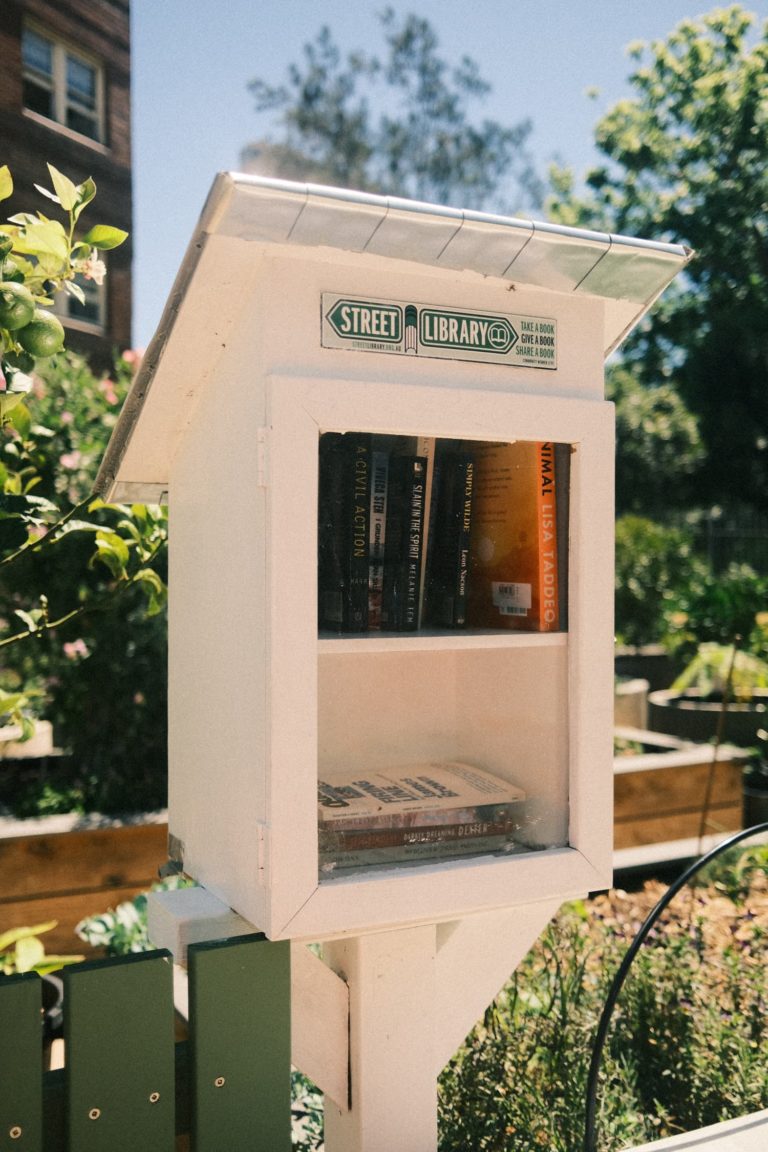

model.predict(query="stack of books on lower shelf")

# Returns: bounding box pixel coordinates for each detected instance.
[317,760,526,872]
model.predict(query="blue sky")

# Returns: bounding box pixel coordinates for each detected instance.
[130,1,768,348]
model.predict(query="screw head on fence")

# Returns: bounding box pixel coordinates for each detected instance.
[9,1127,22,1140]
[214,1076,226,1088]
[149,1091,161,1103]
[88,1108,101,1121]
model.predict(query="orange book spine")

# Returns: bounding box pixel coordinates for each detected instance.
[467,440,559,631]
[537,441,559,631]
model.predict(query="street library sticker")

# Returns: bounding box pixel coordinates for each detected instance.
[321,293,557,369]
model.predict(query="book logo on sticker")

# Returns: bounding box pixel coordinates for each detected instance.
[322,293,556,369]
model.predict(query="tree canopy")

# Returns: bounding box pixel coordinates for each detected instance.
[549,5,768,509]
[248,8,542,211]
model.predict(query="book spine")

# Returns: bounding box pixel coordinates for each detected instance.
[467,440,560,631]
[318,798,524,833]
[537,442,559,631]
[381,455,427,631]
[425,446,475,627]
[368,448,389,629]
[554,442,570,632]
[320,834,514,870]
[343,433,372,632]
[415,437,436,627]
[317,432,346,632]
[320,815,521,852]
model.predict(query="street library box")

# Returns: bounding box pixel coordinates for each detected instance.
[98,174,691,939]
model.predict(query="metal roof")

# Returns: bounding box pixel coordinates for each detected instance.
[96,172,692,500]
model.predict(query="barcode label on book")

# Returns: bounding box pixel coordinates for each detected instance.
[492,582,531,614]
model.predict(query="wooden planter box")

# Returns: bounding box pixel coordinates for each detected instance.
[613,727,747,850]
[0,813,168,956]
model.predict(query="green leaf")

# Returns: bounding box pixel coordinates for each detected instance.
[0,921,57,955]
[91,530,131,577]
[0,393,28,422]
[64,279,86,305]
[135,567,167,615]
[73,177,97,222]
[0,492,58,517]
[0,691,28,718]
[14,609,42,632]
[15,935,46,973]
[0,165,12,202]
[34,183,61,205]
[80,224,129,250]
[9,401,32,440]
[12,219,69,263]
[47,164,79,212]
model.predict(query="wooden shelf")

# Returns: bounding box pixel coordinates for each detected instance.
[318,629,568,654]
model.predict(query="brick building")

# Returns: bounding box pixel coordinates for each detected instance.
[0,0,132,368]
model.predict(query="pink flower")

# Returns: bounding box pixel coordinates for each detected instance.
[59,450,81,470]
[63,638,89,660]
[121,348,144,366]
[79,254,107,285]
[98,378,119,405]
[61,410,74,424]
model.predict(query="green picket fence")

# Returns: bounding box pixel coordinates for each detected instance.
[0,933,292,1151]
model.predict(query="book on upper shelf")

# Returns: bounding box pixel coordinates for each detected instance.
[467,440,561,631]
[318,431,372,632]
[424,440,475,628]
[381,452,428,631]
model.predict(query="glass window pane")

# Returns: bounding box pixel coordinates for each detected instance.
[67,274,102,326]
[22,29,53,77]
[66,55,96,109]
[23,78,53,119]
[66,107,99,140]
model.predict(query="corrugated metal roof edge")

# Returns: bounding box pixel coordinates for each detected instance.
[94,173,692,497]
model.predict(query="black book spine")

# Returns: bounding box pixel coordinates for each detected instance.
[425,448,475,627]
[343,433,372,632]
[317,432,346,632]
[382,455,427,631]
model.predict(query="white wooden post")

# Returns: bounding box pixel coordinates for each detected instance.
[322,925,438,1152]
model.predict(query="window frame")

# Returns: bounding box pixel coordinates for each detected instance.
[52,256,108,335]
[21,22,106,146]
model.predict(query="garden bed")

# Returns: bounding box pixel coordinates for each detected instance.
[613,726,748,850]
[0,811,168,956]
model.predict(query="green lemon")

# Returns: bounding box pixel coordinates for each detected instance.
[0,282,35,331]
[17,309,66,358]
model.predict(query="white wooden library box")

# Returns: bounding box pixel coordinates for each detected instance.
[98,174,690,940]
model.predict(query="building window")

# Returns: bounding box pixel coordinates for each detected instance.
[22,26,104,144]
[53,266,107,333]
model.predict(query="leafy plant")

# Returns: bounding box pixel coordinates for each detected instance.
[0,168,166,797]
[0,162,125,398]
[665,562,768,659]
[0,920,83,976]
[76,876,195,956]
[548,6,768,509]
[614,515,706,648]
[438,854,768,1150]
[0,682,41,740]
[671,642,768,701]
